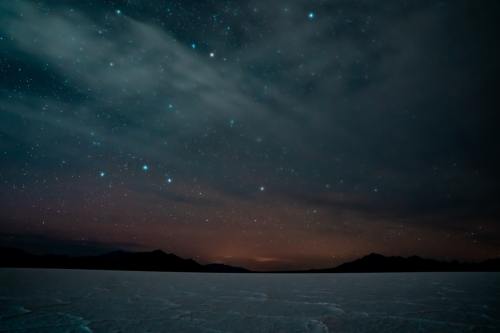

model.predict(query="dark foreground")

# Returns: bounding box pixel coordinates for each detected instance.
[1,269,499,333]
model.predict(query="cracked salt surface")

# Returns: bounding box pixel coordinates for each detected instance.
[1,269,499,332]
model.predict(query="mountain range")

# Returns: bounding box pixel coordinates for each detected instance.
[1,247,499,273]
[303,253,500,273]
[0,247,249,273]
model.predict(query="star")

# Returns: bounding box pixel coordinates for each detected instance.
[99,171,105,177]
[259,186,265,192]
[166,177,173,184]
[209,52,215,58]
[142,164,149,171]
[191,43,197,49]
[308,12,315,19]
[115,9,121,15]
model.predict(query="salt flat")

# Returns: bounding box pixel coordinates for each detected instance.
[1,269,499,332]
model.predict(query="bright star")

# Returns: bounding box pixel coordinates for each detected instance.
[308,12,315,19]
[191,43,197,49]
[259,186,265,192]
[167,177,173,184]
[209,52,215,58]
[142,164,149,171]
[116,9,121,15]
[99,171,105,177]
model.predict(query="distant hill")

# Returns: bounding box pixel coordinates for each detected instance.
[0,247,250,273]
[305,253,500,273]
[1,248,499,273]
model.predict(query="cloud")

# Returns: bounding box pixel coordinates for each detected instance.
[1,0,497,203]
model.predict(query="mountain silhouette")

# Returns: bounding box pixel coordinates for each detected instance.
[305,253,500,273]
[1,248,499,273]
[0,247,249,273]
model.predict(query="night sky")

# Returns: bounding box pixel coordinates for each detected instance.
[1,0,499,270]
